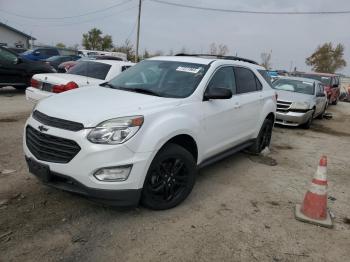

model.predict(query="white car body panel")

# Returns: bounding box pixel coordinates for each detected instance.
[25,60,135,103]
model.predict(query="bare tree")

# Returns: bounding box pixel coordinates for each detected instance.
[261,52,272,69]
[209,43,217,55]
[217,44,229,56]
[209,43,229,56]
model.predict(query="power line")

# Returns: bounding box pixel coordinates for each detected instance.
[149,0,350,15]
[0,0,133,20]
[1,5,137,27]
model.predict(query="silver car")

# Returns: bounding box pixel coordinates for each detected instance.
[272,77,328,129]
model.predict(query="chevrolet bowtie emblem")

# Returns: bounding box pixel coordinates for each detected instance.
[38,125,48,132]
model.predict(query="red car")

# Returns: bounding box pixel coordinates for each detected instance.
[296,72,341,105]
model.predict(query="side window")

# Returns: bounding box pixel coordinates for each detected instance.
[317,84,323,94]
[48,49,59,56]
[37,49,47,56]
[255,77,262,91]
[234,67,258,94]
[0,48,17,64]
[207,66,236,94]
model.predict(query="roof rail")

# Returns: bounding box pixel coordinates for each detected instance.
[175,53,259,65]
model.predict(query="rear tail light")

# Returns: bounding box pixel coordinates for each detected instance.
[30,78,40,88]
[52,81,79,93]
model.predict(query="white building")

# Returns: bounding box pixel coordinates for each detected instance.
[0,22,36,49]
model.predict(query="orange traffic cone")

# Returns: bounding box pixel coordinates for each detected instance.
[295,156,333,228]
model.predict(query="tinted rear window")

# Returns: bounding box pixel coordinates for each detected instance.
[234,67,258,94]
[67,61,111,80]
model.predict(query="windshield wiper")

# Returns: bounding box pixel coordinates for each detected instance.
[99,82,116,89]
[116,87,161,97]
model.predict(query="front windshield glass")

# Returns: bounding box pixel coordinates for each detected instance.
[46,56,61,61]
[106,60,208,98]
[300,74,331,85]
[272,79,315,95]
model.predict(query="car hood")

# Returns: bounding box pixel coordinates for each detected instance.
[276,90,313,103]
[35,86,180,127]
[33,73,102,86]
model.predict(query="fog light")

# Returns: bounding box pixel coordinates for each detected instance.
[93,165,132,182]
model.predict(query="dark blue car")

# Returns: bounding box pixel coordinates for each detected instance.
[21,47,60,61]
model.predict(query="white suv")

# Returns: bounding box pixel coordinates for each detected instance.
[23,55,276,210]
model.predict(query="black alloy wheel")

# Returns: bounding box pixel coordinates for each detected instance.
[141,144,196,210]
[248,118,273,155]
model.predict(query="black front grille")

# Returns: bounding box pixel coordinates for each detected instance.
[276,100,292,112]
[33,110,84,132]
[26,125,81,163]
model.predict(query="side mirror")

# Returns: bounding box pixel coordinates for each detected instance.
[33,51,40,56]
[14,57,22,64]
[204,88,232,100]
[317,92,326,97]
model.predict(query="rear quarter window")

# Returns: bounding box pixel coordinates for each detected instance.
[67,61,112,80]
[258,69,272,87]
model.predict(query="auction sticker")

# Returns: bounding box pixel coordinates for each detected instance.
[176,66,201,74]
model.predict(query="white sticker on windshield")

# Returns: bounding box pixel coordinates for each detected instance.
[321,77,330,79]
[176,66,201,74]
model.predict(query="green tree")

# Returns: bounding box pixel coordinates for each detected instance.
[101,35,113,51]
[82,28,113,50]
[306,43,346,73]
[56,42,66,48]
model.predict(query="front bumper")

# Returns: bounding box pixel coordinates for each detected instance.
[23,116,155,206]
[25,156,141,206]
[275,110,313,126]
[25,87,53,103]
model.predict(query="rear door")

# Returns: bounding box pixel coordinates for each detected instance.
[233,66,264,138]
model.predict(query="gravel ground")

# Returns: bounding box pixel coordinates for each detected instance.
[0,87,349,262]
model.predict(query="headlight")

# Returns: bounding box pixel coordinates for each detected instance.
[290,101,310,110]
[87,116,144,144]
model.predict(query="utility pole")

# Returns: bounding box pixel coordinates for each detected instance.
[135,0,142,62]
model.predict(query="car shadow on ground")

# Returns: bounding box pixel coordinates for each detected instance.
[0,86,25,96]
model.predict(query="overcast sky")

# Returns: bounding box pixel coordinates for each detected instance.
[1,0,349,74]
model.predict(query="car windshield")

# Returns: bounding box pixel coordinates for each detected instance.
[272,79,315,95]
[106,60,208,98]
[46,56,62,61]
[299,74,331,85]
[67,61,111,80]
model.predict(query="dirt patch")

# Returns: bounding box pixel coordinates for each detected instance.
[247,155,278,166]
[0,118,18,123]
[274,144,293,150]
[311,124,350,137]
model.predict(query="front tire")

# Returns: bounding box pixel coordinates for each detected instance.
[141,143,196,210]
[248,118,273,155]
[301,110,314,129]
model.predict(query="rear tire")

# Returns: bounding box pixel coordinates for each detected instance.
[248,118,273,155]
[141,143,196,210]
